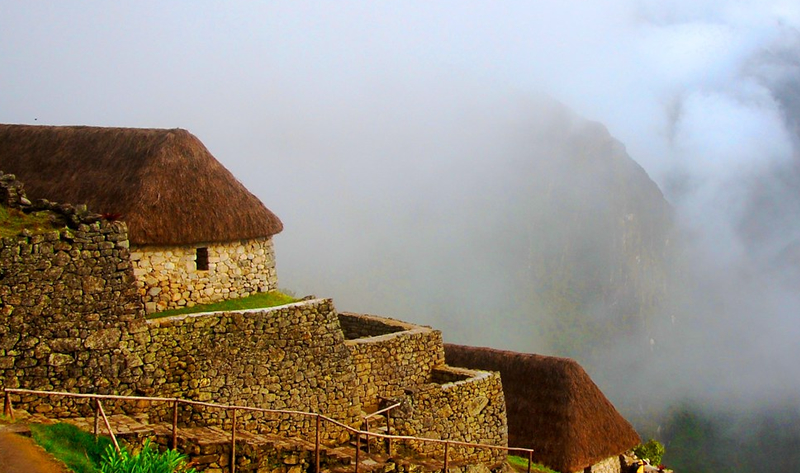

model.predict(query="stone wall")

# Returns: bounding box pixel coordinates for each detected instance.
[338,312,406,339]
[392,366,508,466]
[585,455,623,473]
[0,224,146,410]
[131,237,278,313]
[340,312,507,465]
[342,313,445,411]
[142,299,363,436]
[0,173,509,465]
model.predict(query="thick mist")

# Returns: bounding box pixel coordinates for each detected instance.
[2,1,800,467]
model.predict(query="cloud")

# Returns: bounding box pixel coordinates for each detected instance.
[2,0,800,414]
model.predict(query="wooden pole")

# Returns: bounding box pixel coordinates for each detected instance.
[96,399,120,453]
[364,419,370,454]
[527,449,533,473]
[443,441,449,473]
[230,409,237,473]
[354,431,360,473]
[94,402,100,439]
[3,391,14,420]
[172,399,179,450]
[385,409,391,455]
[315,414,321,473]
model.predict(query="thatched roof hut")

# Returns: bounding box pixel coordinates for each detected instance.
[444,344,640,473]
[0,124,282,246]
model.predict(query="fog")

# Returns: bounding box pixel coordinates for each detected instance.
[2,0,800,462]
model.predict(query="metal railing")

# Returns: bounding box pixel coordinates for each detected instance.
[3,388,534,473]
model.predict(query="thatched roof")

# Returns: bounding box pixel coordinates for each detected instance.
[444,344,640,473]
[0,124,282,245]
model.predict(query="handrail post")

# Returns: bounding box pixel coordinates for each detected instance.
[3,390,14,420]
[96,399,120,453]
[354,431,360,473]
[230,408,237,473]
[443,441,449,473]
[385,409,391,455]
[364,419,370,454]
[94,401,100,439]
[172,399,179,450]
[527,449,532,473]
[315,414,321,473]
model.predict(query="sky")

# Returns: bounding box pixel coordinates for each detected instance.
[2,1,800,417]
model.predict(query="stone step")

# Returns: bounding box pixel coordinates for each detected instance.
[7,411,458,473]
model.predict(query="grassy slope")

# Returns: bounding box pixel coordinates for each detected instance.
[30,423,111,473]
[147,290,299,319]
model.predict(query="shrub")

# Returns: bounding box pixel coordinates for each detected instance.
[633,439,665,465]
[100,439,196,473]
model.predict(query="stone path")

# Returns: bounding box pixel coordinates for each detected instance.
[1,412,456,473]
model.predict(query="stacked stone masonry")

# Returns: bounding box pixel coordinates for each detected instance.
[142,300,363,437]
[392,367,507,465]
[340,312,445,411]
[340,312,507,465]
[0,174,508,466]
[131,237,278,314]
[583,455,624,473]
[0,221,145,408]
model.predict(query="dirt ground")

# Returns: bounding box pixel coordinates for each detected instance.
[0,432,68,473]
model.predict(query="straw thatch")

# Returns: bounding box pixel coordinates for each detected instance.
[0,124,282,245]
[444,344,640,473]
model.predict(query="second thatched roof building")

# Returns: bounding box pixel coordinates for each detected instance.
[0,124,283,313]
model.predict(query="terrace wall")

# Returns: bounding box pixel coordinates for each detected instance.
[340,312,507,465]
[0,174,508,464]
[143,300,363,435]
[341,313,445,411]
[392,366,508,466]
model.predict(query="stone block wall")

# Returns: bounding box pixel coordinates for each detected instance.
[342,313,445,411]
[585,455,624,473]
[130,237,278,313]
[0,221,147,413]
[392,366,508,466]
[338,312,406,339]
[0,173,509,466]
[141,299,363,436]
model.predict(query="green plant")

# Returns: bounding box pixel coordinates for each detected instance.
[633,438,665,466]
[30,422,112,473]
[100,439,196,473]
[507,455,561,473]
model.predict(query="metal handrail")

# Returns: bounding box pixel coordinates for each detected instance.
[3,387,535,473]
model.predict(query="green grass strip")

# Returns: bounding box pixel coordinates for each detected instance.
[507,455,561,473]
[147,290,299,319]
[30,422,112,473]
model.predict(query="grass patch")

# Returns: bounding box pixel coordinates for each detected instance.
[148,290,299,319]
[0,206,60,238]
[30,422,111,473]
[507,455,561,473]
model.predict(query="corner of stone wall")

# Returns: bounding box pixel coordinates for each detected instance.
[1,172,145,414]
[392,368,508,466]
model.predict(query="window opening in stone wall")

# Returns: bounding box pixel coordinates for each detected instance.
[196,247,209,271]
